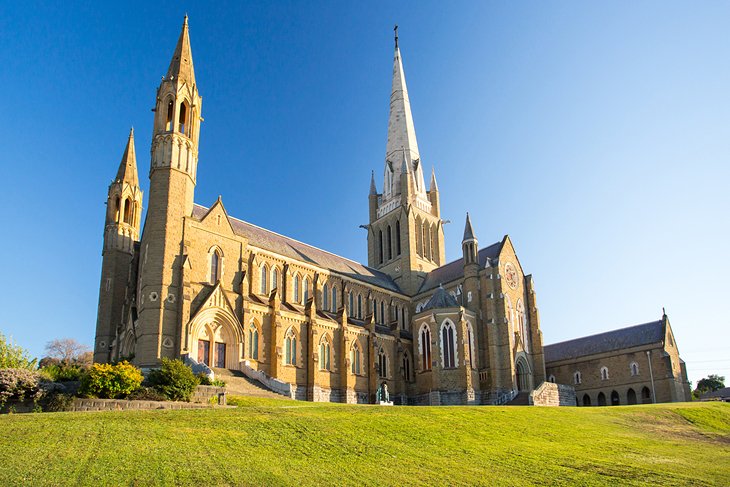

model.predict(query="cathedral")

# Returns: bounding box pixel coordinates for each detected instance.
[95,18,687,406]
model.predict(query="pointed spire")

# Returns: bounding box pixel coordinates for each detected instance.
[115,128,138,185]
[166,15,196,86]
[384,28,426,198]
[370,170,377,195]
[430,167,439,192]
[463,212,476,242]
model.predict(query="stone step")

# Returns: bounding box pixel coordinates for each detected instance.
[505,392,531,406]
[212,368,291,400]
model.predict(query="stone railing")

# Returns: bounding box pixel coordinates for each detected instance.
[492,389,518,405]
[240,360,292,398]
[529,382,577,406]
[182,354,214,379]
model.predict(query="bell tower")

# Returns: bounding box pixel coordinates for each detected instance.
[135,16,203,366]
[94,129,143,363]
[367,27,445,295]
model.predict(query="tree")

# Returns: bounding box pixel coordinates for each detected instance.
[0,332,37,370]
[694,374,725,396]
[44,338,91,365]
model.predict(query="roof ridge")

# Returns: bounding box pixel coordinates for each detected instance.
[193,204,389,276]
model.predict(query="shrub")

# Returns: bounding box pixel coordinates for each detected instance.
[127,386,167,402]
[79,361,143,399]
[197,373,212,385]
[0,368,45,410]
[42,364,85,382]
[147,358,199,402]
[41,393,74,412]
[212,379,227,387]
[0,333,37,370]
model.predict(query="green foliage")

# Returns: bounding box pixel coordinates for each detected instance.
[196,372,212,385]
[694,374,725,396]
[41,364,85,382]
[147,358,199,402]
[211,379,226,387]
[0,333,37,370]
[126,386,167,402]
[79,361,143,399]
[40,393,73,412]
[0,369,45,410]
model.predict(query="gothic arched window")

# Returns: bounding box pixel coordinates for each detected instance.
[303,277,310,303]
[630,362,639,376]
[378,230,384,264]
[123,198,132,225]
[387,225,393,260]
[209,249,221,284]
[402,352,411,381]
[323,283,329,310]
[331,286,337,312]
[348,291,354,318]
[248,323,259,360]
[378,349,387,378]
[574,371,582,385]
[419,325,432,371]
[284,330,297,366]
[357,294,362,319]
[466,322,475,368]
[601,366,609,381]
[271,267,279,291]
[396,220,401,256]
[259,264,268,295]
[350,343,362,375]
[165,99,174,131]
[293,274,300,303]
[319,337,331,371]
[441,320,457,368]
[178,102,188,134]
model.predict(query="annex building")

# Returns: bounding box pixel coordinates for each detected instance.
[94,18,690,405]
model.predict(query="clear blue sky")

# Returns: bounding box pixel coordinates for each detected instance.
[0,2,728,385]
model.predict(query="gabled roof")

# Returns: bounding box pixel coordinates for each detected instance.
[418,241,504,294]
[421,286,459,311]
[191,204,401,293]
[544,320,666,363]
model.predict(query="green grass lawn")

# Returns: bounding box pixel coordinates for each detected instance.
[0,398,728,486]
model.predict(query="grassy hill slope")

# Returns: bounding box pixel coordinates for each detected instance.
[0,398,728,486]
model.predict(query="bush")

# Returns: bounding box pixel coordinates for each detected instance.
[0,333,37,369]
[212,379,226,387]
[147,358,200,402]
[41,393,74,412]
[127,386,167,402]
[42,364,85,382]
[79,361,143,399]
[197,372,212,385]
[0,368,45,410]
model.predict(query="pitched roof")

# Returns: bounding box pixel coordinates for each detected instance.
[191,204,401,293]
[544,320,666,363]
[418,241,504,294]
[422,286,459,311]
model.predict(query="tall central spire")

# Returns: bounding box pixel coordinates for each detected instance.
[166,15,196,86]
[384,27,426,201]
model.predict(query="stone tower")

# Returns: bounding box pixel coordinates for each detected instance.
[94,129,143,363]
[368,28,446,294]
[135,16,203,366]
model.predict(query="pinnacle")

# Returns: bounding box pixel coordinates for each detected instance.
[115,128,138,186]
[166,15,196,86]
[463,212,476,242]
[430,167,439,192]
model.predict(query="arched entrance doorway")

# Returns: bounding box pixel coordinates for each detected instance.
[610,390,620,406]
[582,394,591,406]
[189,307,243,370]
[627,388,637,405]
[597,392,607,406]
[515,358,529,391]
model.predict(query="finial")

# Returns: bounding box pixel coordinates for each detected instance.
[129,127,134,136]
[394,24,399,49]
[184,14,188,25]
[662,307,666,317]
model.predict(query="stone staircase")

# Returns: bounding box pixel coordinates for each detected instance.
[212,368,291,400]
[505,391,531,406]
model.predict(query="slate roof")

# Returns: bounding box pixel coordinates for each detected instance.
[192,204,401,293]
[544,320,666,363]
[422,286,459,311]
[700,387,730,400]
[418,241,504,294]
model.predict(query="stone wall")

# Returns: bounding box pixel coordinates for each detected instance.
[529,382,576,406]
[191,385,227,405]
[71,398,213,412]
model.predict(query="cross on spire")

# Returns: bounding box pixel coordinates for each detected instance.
[394,24,399,48]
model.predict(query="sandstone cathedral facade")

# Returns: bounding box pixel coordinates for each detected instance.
[94,18,689,405]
